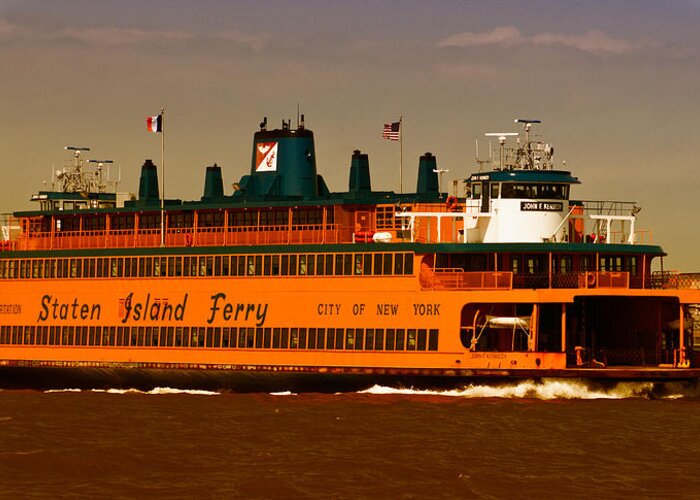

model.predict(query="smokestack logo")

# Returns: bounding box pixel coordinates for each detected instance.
[256,142,278,172]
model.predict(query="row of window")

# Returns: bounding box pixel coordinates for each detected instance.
[470,183,570,201]
[0,252,414,280]
[0,325,439,352]
[434,253,639,276]
[376,205,411,230]
[33,207,337,232]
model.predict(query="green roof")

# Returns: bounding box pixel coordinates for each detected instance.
[0,242,666,259]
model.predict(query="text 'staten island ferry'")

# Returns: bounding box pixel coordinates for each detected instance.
[0,116,698,391]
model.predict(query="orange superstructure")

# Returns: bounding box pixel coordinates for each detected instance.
[0,117,698,390]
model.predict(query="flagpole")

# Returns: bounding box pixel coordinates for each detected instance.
[399,115,403,194]
[160,107,165,248]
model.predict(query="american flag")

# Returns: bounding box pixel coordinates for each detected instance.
[382,121,401,141]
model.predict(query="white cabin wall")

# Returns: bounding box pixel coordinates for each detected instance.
[484,199,567,243]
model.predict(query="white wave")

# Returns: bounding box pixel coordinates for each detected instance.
[270,391,297,396]
[143,387,220,396]
[44,388,82,393]
[90,387,220,396]
[358,380,684,400]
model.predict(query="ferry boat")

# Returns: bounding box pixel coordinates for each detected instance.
[0,116,698,391]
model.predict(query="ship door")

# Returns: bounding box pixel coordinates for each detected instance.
[354,211,372,232]
[481,181,490,213]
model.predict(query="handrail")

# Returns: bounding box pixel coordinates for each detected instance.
[420,267,513,290]
[10,223,347,251]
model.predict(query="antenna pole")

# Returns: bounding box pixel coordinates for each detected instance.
[160,107,165,248]
[399,115,403,194]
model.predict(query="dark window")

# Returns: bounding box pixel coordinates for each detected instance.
[246,328,255,348]
[174,327,183,347]
[335,255,344,276]
[407,329,417,351]
[404,253,414,275]
[335,329,344,349]
[229,328,238,348]
[428,330,438,351]
[190,327,200,347]
[374,254,383,275]
[345,329,355,350]
[395,329,405,350]
[394,253,404,275]
[205,327,215,347]
[308,328,317,349]
[363,254,372,275]
[385,329,395,350]
[355,329,364,350]
[417,329,428,350]
[365,329,375,350]
[383,254,393,275]
[166,327,174,347]
[374,329,384,350]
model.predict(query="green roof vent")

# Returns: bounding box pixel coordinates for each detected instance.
[416,152,439,195]
[138,159,160,202]
[348,150,372,193]
[202,163,224,201]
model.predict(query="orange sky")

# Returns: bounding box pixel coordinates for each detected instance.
[1,0,699,269]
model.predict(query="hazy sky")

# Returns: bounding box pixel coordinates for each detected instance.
[1,0,699,269]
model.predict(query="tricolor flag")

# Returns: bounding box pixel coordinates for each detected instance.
[382,121,401,141]
[146,114,163,133]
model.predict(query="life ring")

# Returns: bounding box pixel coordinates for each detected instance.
[587,272,596,288]
[185,233,193,246]
[446,196,458,210]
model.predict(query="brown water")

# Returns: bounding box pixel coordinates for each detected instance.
[0,381,698,499]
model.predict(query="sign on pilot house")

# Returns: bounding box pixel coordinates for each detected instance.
[255,142,278,172]
[520,201,563,212]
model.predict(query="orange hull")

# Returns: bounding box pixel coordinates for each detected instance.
[0,268,698,388]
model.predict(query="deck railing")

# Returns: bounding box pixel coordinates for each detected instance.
[651,271,700,290]
[422,269,636,291]
[10,224,347,251]
[420,266,513,290]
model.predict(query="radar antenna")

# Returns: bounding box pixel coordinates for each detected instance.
[514,119,551,169]
[485,132,518,170]
[56,147,116,194]
[88,159,114,192]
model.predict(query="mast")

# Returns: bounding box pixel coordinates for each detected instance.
[160,107,165,247]
[399,115,403,194]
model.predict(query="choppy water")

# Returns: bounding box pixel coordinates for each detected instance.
[1,380,699,498]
